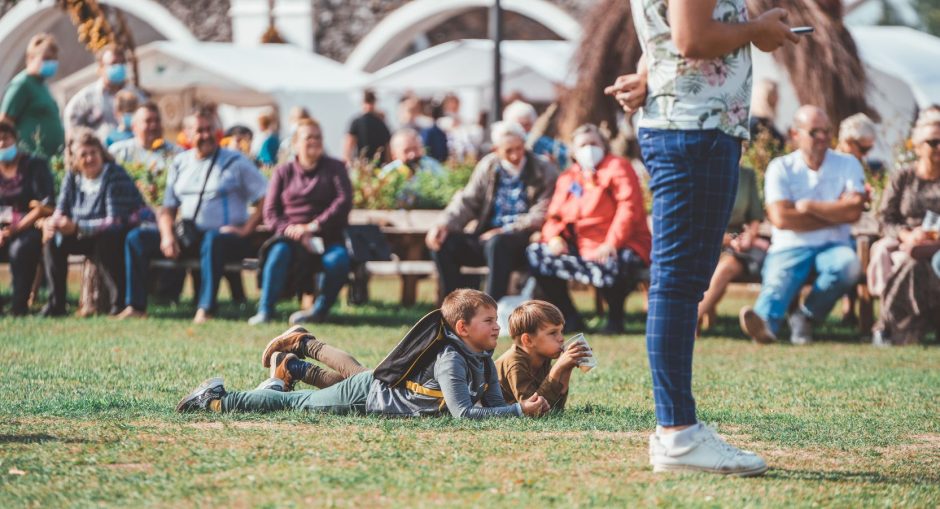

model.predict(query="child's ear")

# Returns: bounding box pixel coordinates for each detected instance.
[454,319,468,336]
[519,332,532,347]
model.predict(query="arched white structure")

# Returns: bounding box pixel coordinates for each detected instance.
[345,0,583,72]
[0,0,195,86]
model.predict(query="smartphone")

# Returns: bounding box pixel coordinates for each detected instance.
[790,26,814,35]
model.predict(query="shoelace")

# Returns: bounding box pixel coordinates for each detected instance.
[699,425,746,457]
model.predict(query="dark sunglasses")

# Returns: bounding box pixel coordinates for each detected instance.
[925,139,940,148]
[801,127,830,139]
[853,140,874,154]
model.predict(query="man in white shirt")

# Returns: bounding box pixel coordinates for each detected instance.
[740,105,867,345]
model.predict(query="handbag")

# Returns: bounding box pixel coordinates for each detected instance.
[174,149,220,252]
[343,224,392,263]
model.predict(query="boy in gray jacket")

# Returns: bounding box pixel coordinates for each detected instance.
[177,289,550,419]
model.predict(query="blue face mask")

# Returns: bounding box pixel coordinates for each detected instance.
[39,60,58,79]
[122,113,133,128]
[106,63,127,84]
[0,145,18,163]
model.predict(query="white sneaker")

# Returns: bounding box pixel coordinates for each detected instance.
[788,311,813,345]
[649,424,768,476]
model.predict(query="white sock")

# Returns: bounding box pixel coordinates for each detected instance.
[657,423,701,449]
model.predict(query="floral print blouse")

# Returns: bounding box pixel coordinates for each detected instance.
[631,0,753,139]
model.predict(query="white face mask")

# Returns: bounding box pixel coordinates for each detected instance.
[501,156,525,175]
[575,145,605,172]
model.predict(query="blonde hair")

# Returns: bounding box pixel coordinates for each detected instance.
[440,289,497,331]
[291,117,322,144]
[508,300,565,342]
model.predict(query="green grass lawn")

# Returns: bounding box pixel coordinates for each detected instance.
[1,277,938,508]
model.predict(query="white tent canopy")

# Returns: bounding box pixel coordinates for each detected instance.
[51,41,370,155]
[368,39,574,105]
[849,25,940,108]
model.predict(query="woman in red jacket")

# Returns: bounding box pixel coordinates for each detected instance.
[527,124,651,333]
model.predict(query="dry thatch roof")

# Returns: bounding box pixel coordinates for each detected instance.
[558,0,643,141]
[746,0,876,123]
[561,0,875,139]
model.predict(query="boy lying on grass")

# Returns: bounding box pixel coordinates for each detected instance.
[496,301,592,411]
[176,289,550,418]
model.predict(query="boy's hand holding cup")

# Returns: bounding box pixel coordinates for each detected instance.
[563,333,597,373]
[520,393,550,417]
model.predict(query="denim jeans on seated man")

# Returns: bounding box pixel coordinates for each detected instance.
[257,239,350,320]
[125,226,254,313]
[753,243,861,335]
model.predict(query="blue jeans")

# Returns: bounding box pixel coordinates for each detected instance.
[221,371,374,414]
[754,243,861,335]
[257,239,351,317]
[639,128,741,427]
[125,226,252,312]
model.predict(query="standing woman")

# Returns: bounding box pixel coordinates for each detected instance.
[605,0,797,475]
[249,118,352,325]
[42,128,146,316]
[0,121,55,315]
[527,123,651,334]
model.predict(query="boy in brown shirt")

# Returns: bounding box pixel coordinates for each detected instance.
[496,300,592,411]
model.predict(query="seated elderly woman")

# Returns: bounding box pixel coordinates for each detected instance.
[527,124,651,333]
[426,121,558,302]
[837,113,878,164]
[249,118,352,325]
[869,110,940,345]
[0,121,55,316]
[42,128,146,316]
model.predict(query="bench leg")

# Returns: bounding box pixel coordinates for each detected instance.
[857,283,873,337]
[401,275,420,307]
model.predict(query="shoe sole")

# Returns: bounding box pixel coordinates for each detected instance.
[739,308,775,345]
[261,325,309,368]
[652,463,769,477]
[175,377,224,413]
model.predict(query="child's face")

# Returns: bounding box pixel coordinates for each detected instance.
[523,323,566,359]
[457,306,500,352]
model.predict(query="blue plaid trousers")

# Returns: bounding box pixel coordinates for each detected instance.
[639,128,741,426]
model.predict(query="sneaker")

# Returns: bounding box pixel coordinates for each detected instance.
[649,424,768,477]
[248,312,271,326]
[289,308,327,326]
[261,325,311,368]
[788,311,813,345]
[253,377,286,392]
[739,307,776,344]
[176,377,227,413]
[270,351,299,391]
[871,329,891,348]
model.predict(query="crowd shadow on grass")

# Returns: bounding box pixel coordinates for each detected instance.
[0,434,96,444]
